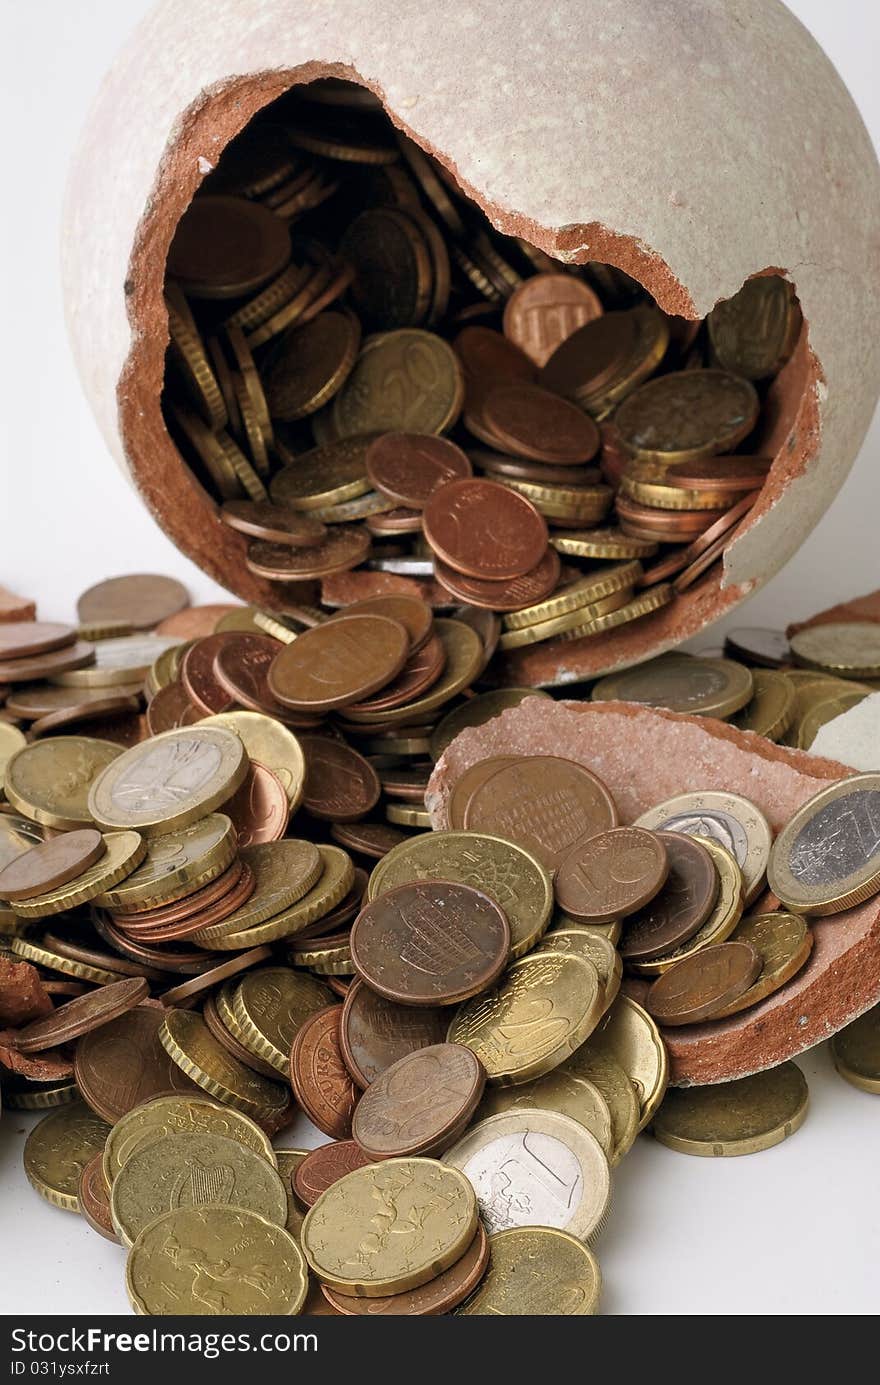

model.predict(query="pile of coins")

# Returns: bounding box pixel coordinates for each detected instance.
[158,77,802,664]
[2,569,879,1316]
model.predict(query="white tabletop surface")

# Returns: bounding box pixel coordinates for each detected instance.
[2,0,879,1316]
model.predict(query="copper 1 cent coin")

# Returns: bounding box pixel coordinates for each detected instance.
[30,696,143,739]
[78,1154,119,1242]
[0,642,96,683]
[166,195,291,299]
[0,622,77,660]
[555,827,669,925]
[339,980,448,1089]
[365,434,472,509]
[292,1139,372,1208]
[77,575,189,630]
[299,736,381,822]
[220,501,327,547]
[453,326,537,418]
[111,859,249,927]
[180,634,239,715]
[323,1222,489,1315]
[503,274,603,366]
[482,383,600,464]
[328,595,433,652]
[645,941,763,1026]
[620,833,719,962]
[146,682,201,734]
[463,756,618,873]
[289,1005,358,1139]
[350,880,510,1006]
[352,1043,485,1159]
[268,615,410,712]
[0,828,105,901]
[422,478,548,581]
[90,912,216,975]
[212,633,293,717]
[74,1002,198,1121]
[433,547,561,613]
[223,762,291,846]
[13,976,149,1054]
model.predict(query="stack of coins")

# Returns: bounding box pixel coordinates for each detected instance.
[152,77,803,662]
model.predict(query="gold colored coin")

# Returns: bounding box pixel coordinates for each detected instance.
[158,1009,291,1121]
[11,932,121,985]
[274,1149,309,1239]
[95,813,238,911]
[448,952,603,1084]
[634,789,771,904]
[52,635,183,688]
[4,736,122,830]
[231,966,334,1073]
[103,1093,277,1185]
[586,303,670,416]
[269,436,374,511]
[340,619,483,725]
[592,653,754,720]
[252,612,298,644]
[552,913,622,946]
[165,288,227,429]
[429,688,551,761]
[627,837,744,977]
[709,912,813,1019]
[5,1079,79,1110]
[11,831,145,919]
[653,1061,809,1156]
[87,726,248,835]
[536,927,622,1010]
[768,772,880,915]
[732,669,796,741]
[498,587,633,650]
[24,1100,111,1212]
[551,528,658,560]
[332,330,464,438]
[830,1003,880,1095]
[169,402,241,498]
[588,995,669,1131]
[707,275,802,380]
[200,710,305,808]
[368,829,553,958]
[110,1131,288,1247]
[301,1158,478,1296]
[385,802,431,827]
[619,466,736,511]
[198,844,353,951]
[456,1226,601,1316]
[780,675,868,749]
[186,839,322,945]
[789,622,880,678]
[311,490,395,523]
[444,1108,611,1243]
[147,638,191,695]
[289,937,353,975]
[797,690,868,750]
[557,584,673,642]
[502,560,641,631]
[614,369,760,464]
[0,721,27,782]
[126,1206,308,1315]
[475,1067,614,1160]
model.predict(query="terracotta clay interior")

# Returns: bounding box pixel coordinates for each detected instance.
[426,698,880,1086]
[128,73,818,687]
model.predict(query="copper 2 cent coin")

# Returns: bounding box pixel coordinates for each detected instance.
[620,833,719,963]
[74,1002,198,1122]
[299,736,381,822]
[268,614,410,712]
[422,478,548,582]
[322,1222,490,1315]
[0,828,106,901]
[0,622,77,660]
[292,1139,372,1208]
[12,976,149,1054]
[555,827,669,925]
[463,756,619,873]
[482,383,600,464]
[339,980,448,1089]
[365,433,472,509]
[644,940,763,1026]
[159,945,274,1008]
[352,1043,485,1159]
[350,880,510,1007]
[289,1005,358,1140]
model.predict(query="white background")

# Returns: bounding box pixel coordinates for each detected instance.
[1,1,879,1316]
